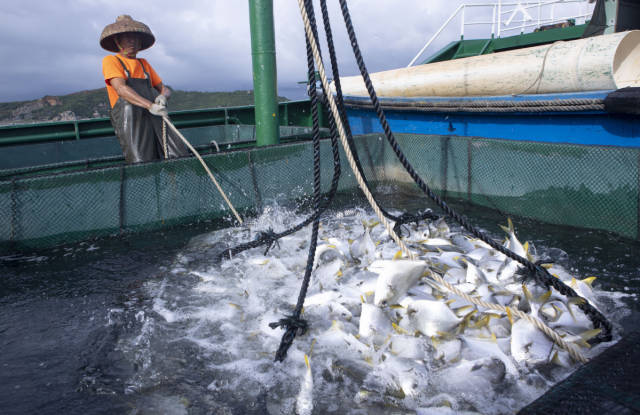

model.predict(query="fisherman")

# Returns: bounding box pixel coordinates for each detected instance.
[100,15,188,163]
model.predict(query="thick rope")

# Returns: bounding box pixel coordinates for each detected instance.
[318,0,439,235]
[162,116,243,225]
[270,7,329,361]
[337,0,611,344]
[298,0,588,363]
[214,7,344,264]
[162,119,168,159]
[343,100,605,113]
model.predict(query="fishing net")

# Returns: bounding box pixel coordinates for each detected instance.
[0,130,637,252]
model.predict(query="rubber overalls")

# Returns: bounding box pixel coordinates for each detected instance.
[109,57,188,163]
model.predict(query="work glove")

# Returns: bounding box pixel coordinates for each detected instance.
[154,94,168,107]
[149,103,168,118]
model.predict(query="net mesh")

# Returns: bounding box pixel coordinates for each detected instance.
[0,132,637,251]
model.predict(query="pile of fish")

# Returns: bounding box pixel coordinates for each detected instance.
[150,206,620,414]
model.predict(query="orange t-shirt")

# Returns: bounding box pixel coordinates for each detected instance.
[102,55,162,107]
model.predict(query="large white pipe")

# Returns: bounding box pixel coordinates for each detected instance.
[336,30,640,97]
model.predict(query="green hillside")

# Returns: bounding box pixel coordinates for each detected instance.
[0,88,289,124]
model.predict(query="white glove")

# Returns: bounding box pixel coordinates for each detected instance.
[154,94,168,107]
[149,103,168,117]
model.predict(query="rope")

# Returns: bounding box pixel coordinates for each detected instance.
[317,0,439,234]
[343,99,605,113]
[270,6,330,361]
[337,0,611,345]
[298,0,589,363]
[213,10,344,264]
[161,116,243,225]
[162,119,168,159]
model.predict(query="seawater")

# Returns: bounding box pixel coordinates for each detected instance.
[1,192,639,415]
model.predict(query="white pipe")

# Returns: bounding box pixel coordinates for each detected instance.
[336,31,640,97]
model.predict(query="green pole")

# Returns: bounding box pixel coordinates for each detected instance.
[249,0,280,146]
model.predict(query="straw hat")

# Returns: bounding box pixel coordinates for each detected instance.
[100,15,155,52]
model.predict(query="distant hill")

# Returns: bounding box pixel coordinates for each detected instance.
[0,88,289,125]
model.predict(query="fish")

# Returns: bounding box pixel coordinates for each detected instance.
[389,334,426,360]
[406,299,462,336]
[510,318,554,366]
[436,357,509,394]
[371,260,427,306]
[349,225,377,265]
[462,334,519,376]
[359,303,392,344]
[296,354,314,415]
[429,217,450,237]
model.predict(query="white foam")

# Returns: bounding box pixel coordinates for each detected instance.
[123,205,627,414]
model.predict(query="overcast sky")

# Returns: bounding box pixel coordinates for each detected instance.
[0,0,593,102]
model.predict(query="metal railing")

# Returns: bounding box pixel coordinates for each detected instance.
[407,0,594,67]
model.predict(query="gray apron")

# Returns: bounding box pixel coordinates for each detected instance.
[109,56,188,163]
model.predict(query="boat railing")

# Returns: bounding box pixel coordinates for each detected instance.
[407,0,594,67]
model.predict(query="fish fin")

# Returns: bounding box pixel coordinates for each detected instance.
[579,328,602,343]
[540,263,553,269]
[499,225,511,234]
[582,276,597,286]
[474,315,491,329]
[360,295,365,304]
[522,284,533,303]
[453,305,473,317]
[392,322,409,335]
[393,250,403,260]
[523,241,529,254]
[309,339,316,357]
[304,354,311,369]
[538,290,552,304]
[506,307,514,325]
[568,297,586,306]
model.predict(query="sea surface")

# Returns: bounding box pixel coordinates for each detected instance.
[1,190,638,415]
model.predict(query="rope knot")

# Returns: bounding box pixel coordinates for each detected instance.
[269,315,309,335]
[393,210,440,237]
[269,315,310,362]
[256,228,281,255]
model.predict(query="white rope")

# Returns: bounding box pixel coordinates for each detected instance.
[162,116,243,225]
[162,119,168,159]
[296,0,587,363]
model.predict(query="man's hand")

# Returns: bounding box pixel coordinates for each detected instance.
[154,94,168,107]
[149,103,168,117]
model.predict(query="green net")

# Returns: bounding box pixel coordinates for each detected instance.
[1,132,637,252]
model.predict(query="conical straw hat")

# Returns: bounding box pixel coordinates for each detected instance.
[100,15,155,52]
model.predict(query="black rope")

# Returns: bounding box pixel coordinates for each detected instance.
[337,0,612,343]
[270,0,325,361]
[318,0,439,236]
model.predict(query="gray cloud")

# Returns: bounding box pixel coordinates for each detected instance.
[0,0,592,102]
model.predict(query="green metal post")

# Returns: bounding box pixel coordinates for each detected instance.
[249,0,280,146]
